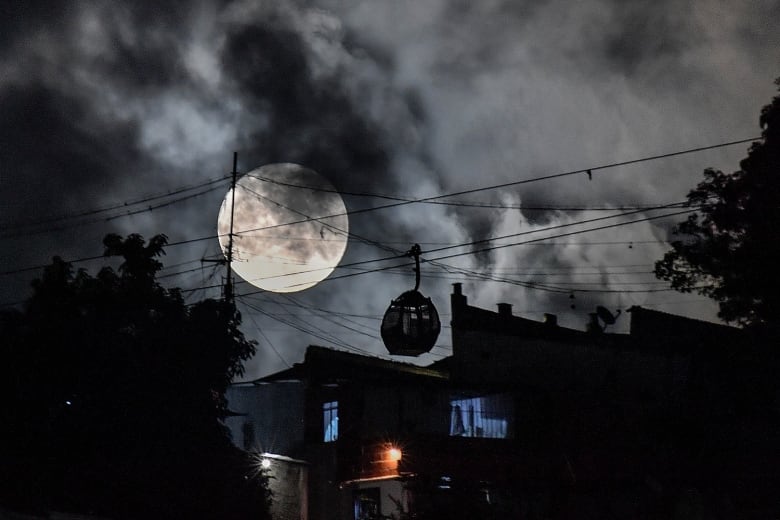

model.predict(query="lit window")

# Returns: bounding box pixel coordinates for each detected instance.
[449,393,513,439]
[323,400,339,442]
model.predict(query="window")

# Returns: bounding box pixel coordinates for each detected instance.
[449,393,513,439]
[323,400,339,442]
[353,487,380,520]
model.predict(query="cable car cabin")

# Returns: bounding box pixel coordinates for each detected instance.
[381,289,441,356]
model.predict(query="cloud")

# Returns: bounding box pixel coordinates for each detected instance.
[1,0,778,378]
[220,13,394,195]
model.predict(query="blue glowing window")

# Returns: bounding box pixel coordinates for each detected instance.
[323,401,339,442]
[449,393,512,439]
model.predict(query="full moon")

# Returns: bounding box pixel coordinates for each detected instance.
[217,163,349,293]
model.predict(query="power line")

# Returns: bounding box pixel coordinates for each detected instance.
[0,186,224,240]
[251,136,757,209]
[237,296,370,355]
[183,209,685,296]
[240,294,386,320]
[0,254,108,277]
[227,138,753,239]
[3,174,228,228]
[248,165,689,212]
[350,265,661,281]
[105,186,223,221]
[420,209,700,294]
[237,183,401,257]
[231,207,699,296]
[225,202,687,292]
[80,204,692,298]
[338,264,657,277]
[241,237,669,247]
[0,231,226,277]
[240,301,292,368]
[1,137,753,279]
[280,293,382,341]
[1,176,230,238]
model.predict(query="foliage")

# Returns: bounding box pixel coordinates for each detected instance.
[0,234,269,519]
[655,78,780,327]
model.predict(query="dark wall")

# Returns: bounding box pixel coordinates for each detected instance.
[225,383,306,456]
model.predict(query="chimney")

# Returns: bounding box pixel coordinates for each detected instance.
[451,283,467,314]
[544,313,558,326]
[497,303,512,317]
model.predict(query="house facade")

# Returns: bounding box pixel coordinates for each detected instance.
[226,284,780,519]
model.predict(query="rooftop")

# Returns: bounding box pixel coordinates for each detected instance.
[253,345,449,385]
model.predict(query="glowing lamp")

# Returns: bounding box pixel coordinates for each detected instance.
[387,447,402,462]
[260,458,271,469]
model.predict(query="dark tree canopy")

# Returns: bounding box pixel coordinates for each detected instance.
[0,234,269,519]
[655,78,780,328]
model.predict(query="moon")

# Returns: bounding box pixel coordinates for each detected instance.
[217,163,349,293]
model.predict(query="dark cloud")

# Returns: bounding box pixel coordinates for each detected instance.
[602,1,696,75]
[93,21,189,90]
[222,21,391,194]
[223,24,311,118]
[340,28,396,72]
[0,84,145,231]
[1,0,778,377]
[0,2,74,50]
[0,82,151,298]
[731,3,780,69]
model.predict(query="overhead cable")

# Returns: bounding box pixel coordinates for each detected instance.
[1,137,753,277]
[1,176,230,238]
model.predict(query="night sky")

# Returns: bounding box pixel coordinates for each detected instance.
[2,1,778,380]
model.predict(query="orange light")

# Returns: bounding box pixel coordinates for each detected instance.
[387,447,402,462]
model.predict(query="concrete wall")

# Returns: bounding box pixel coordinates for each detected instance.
[262,455,309,520]
[452,325,689,408]
[360,385,450,437]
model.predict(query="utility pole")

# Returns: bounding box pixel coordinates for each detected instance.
[201,152,240,305]
[225,152,238,305]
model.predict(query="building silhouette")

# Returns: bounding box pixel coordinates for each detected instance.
[226,283,780,520]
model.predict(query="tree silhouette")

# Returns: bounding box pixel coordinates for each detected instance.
[0,234,270,519]
[655,78,780,328]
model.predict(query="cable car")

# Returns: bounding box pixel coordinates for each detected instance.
[381,245,441,356]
